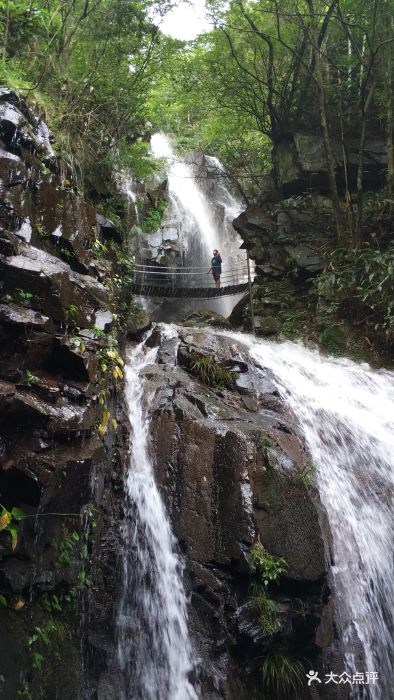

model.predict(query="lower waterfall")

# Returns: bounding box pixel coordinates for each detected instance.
[237,334,394,700]
[116,334,198,700]
[115,322,393,700]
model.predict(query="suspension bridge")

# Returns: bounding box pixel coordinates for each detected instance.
[130,262,251,299]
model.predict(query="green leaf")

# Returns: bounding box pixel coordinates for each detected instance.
[8,524,18,550]
[11,507,25,521]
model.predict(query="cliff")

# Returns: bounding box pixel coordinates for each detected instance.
[0,89,127,699]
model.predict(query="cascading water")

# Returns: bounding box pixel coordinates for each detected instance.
[227,332,394,699]
[116,333,198,700]
[150,132,221,259]
[149,133,250,317]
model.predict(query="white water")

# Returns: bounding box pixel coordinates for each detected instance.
[117,334,198,700]
[231,332,394,699]
[149,133,250,317]
[150,132,221,259]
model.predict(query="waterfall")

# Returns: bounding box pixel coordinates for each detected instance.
[150,132,221,259]
[116,333,198,700]
[228,332,394,699]
[149,133,250,317]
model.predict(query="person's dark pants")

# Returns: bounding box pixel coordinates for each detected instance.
[212,271,221,288]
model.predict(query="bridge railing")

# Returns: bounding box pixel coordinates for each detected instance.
[132,263,251,289]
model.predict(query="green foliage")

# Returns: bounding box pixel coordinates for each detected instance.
[190,354,235,389]
[0,504,25,550]
[92,239,108,256]
[261,651,305,699]
[299,463,316,489]
[142,199,167,233]
[279,309,309,340]
[317,243,394,344]
[1,0,172,190]
[23,370,40,386]
[56,530,80,568]
[251,587,279,635]
[249,541,288,587]
[34,223,47,239]
[15,288,33,302]
[17,682,32,699]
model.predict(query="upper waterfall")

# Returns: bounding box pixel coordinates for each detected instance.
[150,133,221,259]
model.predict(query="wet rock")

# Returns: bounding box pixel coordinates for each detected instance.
[147,325,327,696]
[228,293,248,327]
[0,303,54,332]
[254,315,281,336]
[183,309,232,329]
[96,213,122,242]
[126,314,152,340]
[0,90,126,700]
[0,89,54,157]
[0,243,110,325]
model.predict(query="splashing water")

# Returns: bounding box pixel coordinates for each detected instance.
[116,333,198,700]
[229,332,394,699]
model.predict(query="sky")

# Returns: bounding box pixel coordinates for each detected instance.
[158,0,212,40]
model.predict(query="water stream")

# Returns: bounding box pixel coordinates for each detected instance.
[232,333,394,699]
[116,333,197,700]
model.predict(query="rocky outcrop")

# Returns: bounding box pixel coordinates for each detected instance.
[0,90,127,699]
[232,130,389,340]
[143,325,336,699]
[272,132,387,197]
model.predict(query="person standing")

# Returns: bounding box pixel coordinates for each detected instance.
[208,249,222,289]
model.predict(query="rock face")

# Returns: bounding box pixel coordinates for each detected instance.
[0,90,127,699]
[231,130,389,338]
[142,325,339,699]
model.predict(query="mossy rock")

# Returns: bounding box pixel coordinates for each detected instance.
[182,309,231,329]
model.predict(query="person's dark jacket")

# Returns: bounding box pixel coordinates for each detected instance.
[211,254,222,275]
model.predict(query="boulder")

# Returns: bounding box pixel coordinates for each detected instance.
[0,243,110,326]
[145,326,327,696]
[182,309,232,329]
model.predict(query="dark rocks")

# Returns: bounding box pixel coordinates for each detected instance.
[253,315,281,336]
[0,302,54,332]
[272,132,388,196]
[145,325,328,697]
[183,309,232,329]
[0,88,54,157]
[0,243,110,325]
[96,213,122,242]
[0,90,127,700]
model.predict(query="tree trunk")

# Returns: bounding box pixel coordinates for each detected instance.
[386,45,394,197]
[355,82,376,249]
[315,55,343,240]
[2,0,10,61]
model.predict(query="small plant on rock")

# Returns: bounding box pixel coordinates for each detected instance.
[15,288,33,304]
[261,651,305,699]
[251,585,279,635]
[190,354,235,389]
[299,462,316,489]
[250,541,288,586]
[0,504,25,550]
[23,370,40,386]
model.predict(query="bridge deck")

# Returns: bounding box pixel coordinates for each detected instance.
[131,282,248,299]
